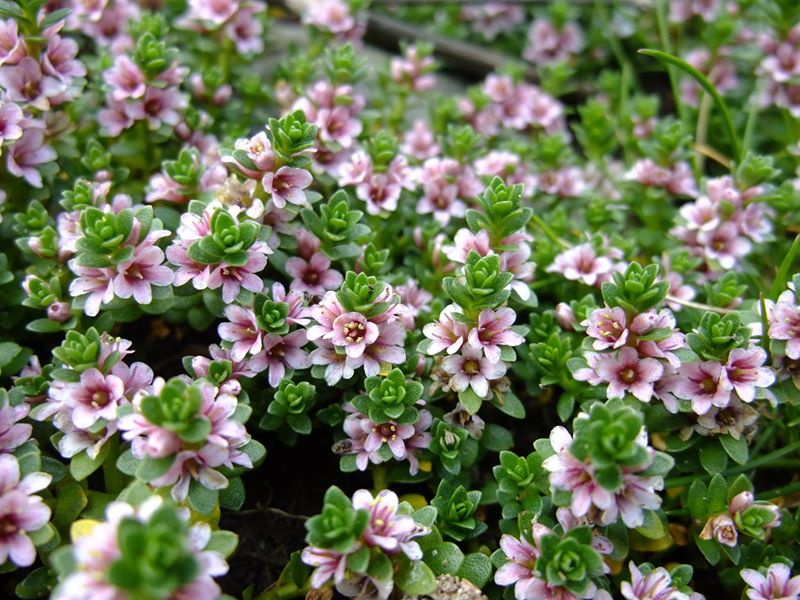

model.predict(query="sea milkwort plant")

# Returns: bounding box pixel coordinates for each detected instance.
[2,1,800,599]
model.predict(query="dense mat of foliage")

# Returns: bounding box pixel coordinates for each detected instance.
[0,0,800,598]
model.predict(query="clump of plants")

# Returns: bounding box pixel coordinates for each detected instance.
[0,0,800,599]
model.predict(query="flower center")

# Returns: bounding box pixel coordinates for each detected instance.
[700,377,716,393]
[343,321,365,343]
[91,390,110,408]
[463,360,480,375]
[620,367,637,383]
[0,517,18,537]
[376,423,397,443]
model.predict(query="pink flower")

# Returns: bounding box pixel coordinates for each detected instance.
[262,166,313,209]
[697,222,751,269]
[768,290,800,359]
[0,455,51,567]
[0,57,63,111]
[120,381,251,501]
[286,252,343,296]
[225,4,265,54]
[113,243,174,305]
[69,260,115,317]
[142,85,187,130]
[699,513,738,546]
[359,320,406,377]
[725,347,774,403]
[423,305,470,355]
[206,242,270,303]
[104,55,146,101]
[351,489,428,558]
[741,563,800,600]
[357,173,402,215]
[494,533,540,598]
[635,310,686,368]
[671,361,732,414]
[584,307,630,350]
[600,468,664,528]
[53,368,126,430]
[218,305,262,361]
[188,0,239,24]
[402,119,440,160]
[331,312,380,359]
[390,45,435,92]
[442,345,507,398]
[543,426,614,518]
[467,308,524,363]
[54,497,228,600]
[596,347,664,402]
[444,229,493,264]
[271,281,310,326]
[6,128,57,188]
[302,546,349,589]
[669,0,719,22]
[396,279,433,329]
[0,402,31,454]
[302,0,364,40]
[0,100,23,146]
[462,4,525,41]
[251,330,310,387]
[98,98,144,136]
[547,244,614,287]
[524,19,583,65]
[621,562,688,600]
[41,35,86,82]
[0,19,25,66]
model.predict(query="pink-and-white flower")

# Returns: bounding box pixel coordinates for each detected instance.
[442,345,507,398]
[423,304,469,355]
[547,244,615,287]
[467,307,524,363]
[0,57,63,111]
[768,289,800,359]
[286,252,343,296]
[44,368,125,431]
[543,426,614,519]
[740,563,800,600]
[6,128,57,188]
[0,455,51,567]
[494,532,540,599]
[621,561,689,600]
[113,241,175,305]
[104,55,146,101]
[219,305,262,361]
[53,496,228,600]
[251,330,310,387]
[0,402,31,454]
[351,489,429,558]
[523,18,583,65]
[725,347,774,403]
[670,360,732,415]
[121,381,251,501]
[595,347,664,402]
[261,166,313,209]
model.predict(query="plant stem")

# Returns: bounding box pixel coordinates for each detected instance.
[664,295,737,314]
[102,436,126,495]
[757,480,800,500]
[653,0,687,127]
[530,214,569,249]
[254,581,308,600]
[695,92,712,174]
[665,439,800,488]
[372,465,388,492]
